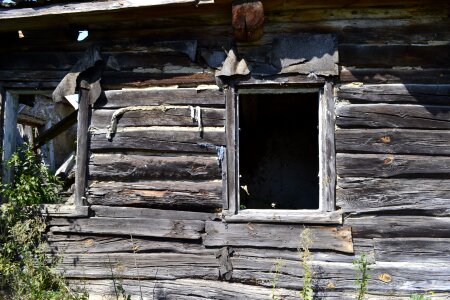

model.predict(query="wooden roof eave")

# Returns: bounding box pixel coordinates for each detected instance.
[0,0,218,32]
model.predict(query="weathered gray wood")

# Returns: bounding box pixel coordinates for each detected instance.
[90,127,225,153]
[320,82,336,211]
[33,109,77,149]
[75,86,89,206]
[2,92,18,185]
[337,153,450,178]
[223,210,343,224]
[337,84,450,104]
[339,67,450,85]
[225,87,237,214]
[0,87,4,187]
[97,88,224,109]
[339,44,450,68]
[40,205,89,218]
[59,253,450,294]
[68,278,301,300]
[89,153,221,181]
[336,129,450,155]
[204,221,353,253]
[47,233,211,254]
[336,103,450,129]
[337,177,450,215]
[346,215,450,238]
[91,107,225,128]
[91,205,219,221]
[88,180,222,211]
[374,238,450,262]
[50,217,205,240]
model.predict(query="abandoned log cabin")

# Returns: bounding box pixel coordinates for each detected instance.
[0,0,449,299]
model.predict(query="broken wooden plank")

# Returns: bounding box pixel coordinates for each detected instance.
[336,153,450,178]
[87,180,222,211]
[337,177,450,215]
[374,238,450,262]
[97,88,224,108]
[50,217,205,240]
[337,84,450,104]
[336,103,450,129]
[91,106,225,128]
[89,153,221,181]
[346,215,450,238]
[203,221,353,253]
[91,205,219,221]
[90,127,225,153]
[335,129,450,155]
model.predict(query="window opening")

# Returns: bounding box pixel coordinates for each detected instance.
[239,93,319,210]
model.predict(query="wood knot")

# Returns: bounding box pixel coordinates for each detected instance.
[378,273,392,282]
[383,155,394,165]
[380,135,391,143]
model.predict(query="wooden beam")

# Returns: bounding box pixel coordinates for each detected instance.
[74,85,89,207]
[232,0,264,42]
[2,92,18,185]
[33,109,77,149]
[320,82,336,212]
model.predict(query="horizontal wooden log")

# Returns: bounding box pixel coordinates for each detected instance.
[101,72,216,89]
[88,180,222,211]
[336,104,450,129]
[336,129,450,155]
[337,84,450,104]
[203,221,353,253]
[337,153,450,178]
[91,205,219,221]
[346,215,450,238]
[40,205,89,218]
[71,278,450,300]
[69,278,301,300]
[340,67,450,84]
[50,217,205,240]
[89,153,221,181]
[374,238,450,262]
[339,44,450,68]
[90,127,225,153]
[59,253,450,294]
[47,233,211,255]
[91,107,225,128]
[97,88,224,108]
[337,177,450,215]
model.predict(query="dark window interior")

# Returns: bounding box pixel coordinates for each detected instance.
[239,93,319,209]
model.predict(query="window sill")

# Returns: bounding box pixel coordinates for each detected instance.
[223,209,342,224]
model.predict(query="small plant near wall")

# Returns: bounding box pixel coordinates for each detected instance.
[0,145,88,300]
[354,252,372,300]
[299,227,314,300]
[410,292,434,300]
[270,258,285,300]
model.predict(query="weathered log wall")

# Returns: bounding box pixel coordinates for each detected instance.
[1,1,450,299]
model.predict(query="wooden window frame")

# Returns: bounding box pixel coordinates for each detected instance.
[223,82,341,224]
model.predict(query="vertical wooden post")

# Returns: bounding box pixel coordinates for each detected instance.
[74,83,90,207]
[225,86,238,214]
[0,87,4,180]
[319,82,336,212]
[2,92,19,186]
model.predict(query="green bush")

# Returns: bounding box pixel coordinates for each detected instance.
[0,145,87,300]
